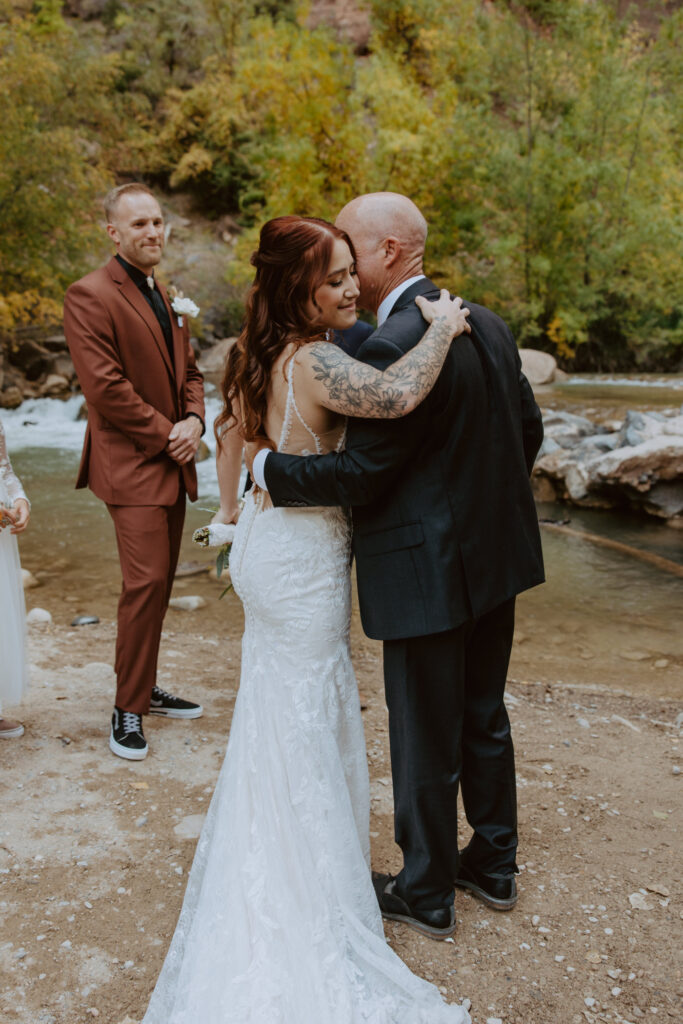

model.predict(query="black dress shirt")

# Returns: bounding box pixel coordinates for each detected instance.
[115,254,175,369]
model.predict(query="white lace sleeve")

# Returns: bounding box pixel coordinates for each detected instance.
[0,418,28,506]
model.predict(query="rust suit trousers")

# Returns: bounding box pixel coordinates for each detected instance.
[107,489,186,714]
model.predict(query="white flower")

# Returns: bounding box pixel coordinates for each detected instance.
[171,294,200,318]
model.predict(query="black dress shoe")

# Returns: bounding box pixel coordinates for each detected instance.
[372,872,456,940]
[454,860,517,910]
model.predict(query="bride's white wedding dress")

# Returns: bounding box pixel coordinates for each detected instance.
[142,363,471,1023]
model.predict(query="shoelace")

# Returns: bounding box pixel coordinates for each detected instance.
[122,711,142,734]
[152,686,173,701]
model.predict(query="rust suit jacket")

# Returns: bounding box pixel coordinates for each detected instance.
[63,256,205,505]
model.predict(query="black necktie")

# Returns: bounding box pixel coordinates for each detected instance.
[146,277,175,370]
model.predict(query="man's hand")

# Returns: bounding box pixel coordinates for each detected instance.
[167,416,203,465]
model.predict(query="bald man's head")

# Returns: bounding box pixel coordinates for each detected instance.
[335,193,428,313]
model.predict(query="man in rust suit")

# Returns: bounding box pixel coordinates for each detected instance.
[64,183,205,761]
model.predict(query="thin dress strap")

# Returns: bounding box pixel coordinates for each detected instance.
[278,357,325,455]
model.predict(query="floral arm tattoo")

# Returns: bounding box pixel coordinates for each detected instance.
[308,314,458,419]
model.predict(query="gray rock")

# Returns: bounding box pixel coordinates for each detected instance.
[168,595,207,612]
[27,607,52,626]
[519,349,558,385]
[71,615,100,626]
[173,814,206,839]
[197,338,236,374]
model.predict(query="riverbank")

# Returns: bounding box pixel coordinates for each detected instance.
[0,596,680,1024]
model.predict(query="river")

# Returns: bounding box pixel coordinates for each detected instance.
[3,376,682,702]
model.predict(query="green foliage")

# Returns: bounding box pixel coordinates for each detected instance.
[1,0,680,369]
[0,0,121,320]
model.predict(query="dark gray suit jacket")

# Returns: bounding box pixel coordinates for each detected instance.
[265,278,545,640]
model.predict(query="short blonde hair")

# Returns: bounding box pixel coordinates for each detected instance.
[104,183,157,222]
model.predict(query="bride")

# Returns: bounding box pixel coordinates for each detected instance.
[141,216,472,1023]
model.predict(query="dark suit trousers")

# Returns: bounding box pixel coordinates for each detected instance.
[107,489,186,714]
[383,597,517,911]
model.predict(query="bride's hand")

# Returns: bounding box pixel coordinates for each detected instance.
[415,289,471,336]
[211,505,240,525]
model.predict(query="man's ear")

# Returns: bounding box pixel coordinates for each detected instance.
[106,223,119,246]
[383,236,401,267]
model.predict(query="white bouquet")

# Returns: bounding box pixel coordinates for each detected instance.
[192,523,236,548]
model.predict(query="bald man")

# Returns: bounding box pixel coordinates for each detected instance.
[252,193,544,938]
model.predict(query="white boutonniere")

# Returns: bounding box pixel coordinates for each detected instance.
[169,287,200,327]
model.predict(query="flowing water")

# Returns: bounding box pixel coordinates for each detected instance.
[3,376,682,701]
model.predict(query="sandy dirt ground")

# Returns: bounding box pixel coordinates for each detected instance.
[1,560,681,1024]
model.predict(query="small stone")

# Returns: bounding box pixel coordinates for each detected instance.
[174,866,183,875]
[173,814,206,839]
[116,887,126,895]
[486,1018,503,1024]
[654,659,669,669]
[168,595,207,612]
[618,650,650,662]
[123,960,134,969]
[135,815,148,828]
[607,969,621,980]
[532,914,541,926]
[646,882,670,897]
[70,615,100,626]
[577,718,590,729]
[612,987,622,996]
[21,569,40,590]
[585,997,596,1008]
[628,892,650,910]
[14,948,27,959]
[27,607,52,626]
[84,901,93,909]
[60,940,72,950]
[672,766,681,775]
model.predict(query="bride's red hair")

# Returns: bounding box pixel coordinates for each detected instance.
[215,215,355,445]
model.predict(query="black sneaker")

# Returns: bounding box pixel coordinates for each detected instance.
[148,686,203,719]
[110,708,148,761]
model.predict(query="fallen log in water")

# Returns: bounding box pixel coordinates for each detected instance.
[539,521,683,579]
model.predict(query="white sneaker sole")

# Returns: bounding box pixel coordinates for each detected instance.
[0,724,25,739]
[109,731,148,761]
[148,705,203,719]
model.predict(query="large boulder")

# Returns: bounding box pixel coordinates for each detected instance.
[541,410,600,448]
[39,374,71,398]
[588,437,683,520]
[0,385,23,409]
[197,337,236,374]
[520,348,558,385]
[533,406,683,522]
[7,337,51,380]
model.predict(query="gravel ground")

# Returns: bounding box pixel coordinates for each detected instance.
[1,572,680,1024]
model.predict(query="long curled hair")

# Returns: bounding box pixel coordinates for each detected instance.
[215,215,355,446]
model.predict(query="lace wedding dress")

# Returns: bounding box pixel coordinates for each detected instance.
[141,363,471,1023]
[0,417,30,711]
